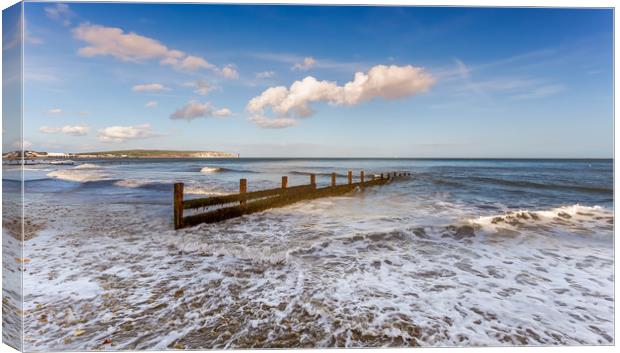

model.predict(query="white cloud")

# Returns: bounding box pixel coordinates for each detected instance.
[132,83,167,92]
[45,4,74,26]
[11,139,32,150]
[46,108,63,114]
[248,115,297,129]
[213,108,232,117]
[256,71,275,79]
[39,125,89,136]
[217,65,239,79]
[509,84,565,100]
[145,101,158,108]
[98,124,159,143]
[184,79,215,95]
[170,101,232,121]
[73,23,236,77]
[247,64,435,128]
[292,57,316,71]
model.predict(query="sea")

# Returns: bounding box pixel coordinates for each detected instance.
[1,158,614,350]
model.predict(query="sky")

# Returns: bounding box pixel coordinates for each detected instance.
[6,2,614,157]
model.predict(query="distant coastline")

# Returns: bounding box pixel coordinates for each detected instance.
[2,149,239,160]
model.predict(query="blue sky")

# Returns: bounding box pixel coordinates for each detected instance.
[14,3,613,157]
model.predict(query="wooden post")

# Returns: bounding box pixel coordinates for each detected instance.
[173,183,184,229]
[393,172,397,177]
[380,173,384,180]
[282,176,288,189]
[348,171,353,185]
[360,170,365,185]
[310,174,316,188]
[386,173,390,180]
[331,172,337,187]
[240,178,247,205]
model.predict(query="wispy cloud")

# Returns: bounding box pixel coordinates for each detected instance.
[248,52,366,72]
[145,101,158,108]
[248,115,298,129]
[183,79,215,95]
[256,71,275,79]
[45,108,63,115]
[39,125,89,136]
[45,3,75,27]
[132,83,168,92]
[73,23,238,77]
[292,57,316,71]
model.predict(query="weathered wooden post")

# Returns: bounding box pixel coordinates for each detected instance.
[331,172,337,187]
[348,171,353,185]
[173,183,184,229]
[310,174,316,188]
[360,170,365,185]
[282,176,288,189]
[240,178,247,205]
[393,172,397,177]
[380,173,384,180]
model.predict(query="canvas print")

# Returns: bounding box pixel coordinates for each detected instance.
[1,1,614,351]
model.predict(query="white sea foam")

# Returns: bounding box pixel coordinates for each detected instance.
[47,169,110,183]
[114,179,152,188]
[73,163,102,169]
[19,166,615,350]
[200,166,221,174]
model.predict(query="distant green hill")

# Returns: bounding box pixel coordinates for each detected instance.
[75,149,238,158]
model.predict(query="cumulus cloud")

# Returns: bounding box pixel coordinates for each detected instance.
[184,79,215,95]
[256,71,275,79]
[73,23,236,77]
[170,101,232,121]
[145,101,158,108]
[292,57,316,71]
[132,83,167,92]
[98,124,159,143]
[247,64,435,127]
[39,125,89,136]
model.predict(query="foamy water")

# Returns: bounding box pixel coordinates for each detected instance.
[3,158,614,350]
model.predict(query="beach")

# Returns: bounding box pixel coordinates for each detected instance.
[2,158,614,350]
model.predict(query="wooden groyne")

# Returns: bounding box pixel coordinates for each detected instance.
[173,170,411,229]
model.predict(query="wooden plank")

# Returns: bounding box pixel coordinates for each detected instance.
[239,179,247,206]
[183,184,314,209]
[173,183,184,229]
[182,179,390,227]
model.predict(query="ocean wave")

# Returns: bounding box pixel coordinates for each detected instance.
[185,185,228,196]
[199,166,258,174]
[200,166,222,174]
[74,163,102,169]
[468,176,612,194]
[469,204,613,236]
[47,168,110,183]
